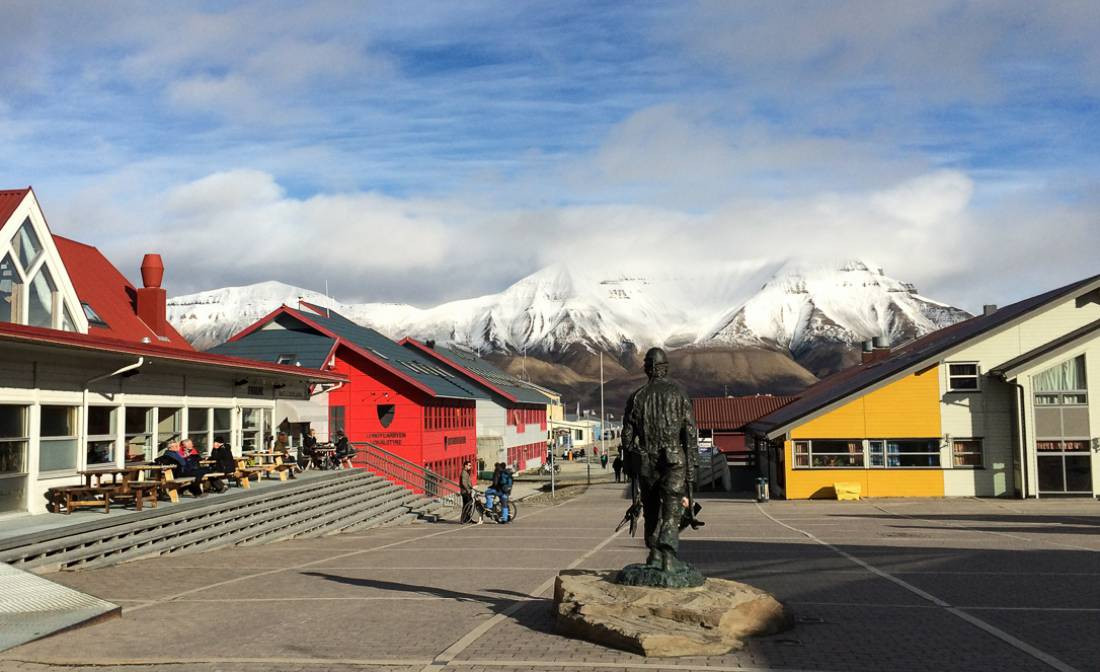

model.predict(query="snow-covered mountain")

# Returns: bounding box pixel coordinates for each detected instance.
[167,259,970,376]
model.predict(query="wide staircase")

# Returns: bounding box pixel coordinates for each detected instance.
[0,442,462,574]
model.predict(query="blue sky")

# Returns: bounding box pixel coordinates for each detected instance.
[0,1,1098,310]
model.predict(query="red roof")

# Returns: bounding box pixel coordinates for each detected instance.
[53,235,193,350]
[0,319,346,382]
[0,188,30,225]
[692,395,798,430]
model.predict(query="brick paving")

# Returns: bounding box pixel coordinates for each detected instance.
[2,484,1099,672]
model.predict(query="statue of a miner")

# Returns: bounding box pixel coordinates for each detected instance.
[616,347,705,588]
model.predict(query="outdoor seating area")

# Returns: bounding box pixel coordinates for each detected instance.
[43,453,309,515]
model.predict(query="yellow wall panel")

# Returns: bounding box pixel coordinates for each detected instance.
[791,398,866,438]
[864,365,941,437]
[783,367,946,499]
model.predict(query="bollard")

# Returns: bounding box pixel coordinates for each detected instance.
[755,477,769,503]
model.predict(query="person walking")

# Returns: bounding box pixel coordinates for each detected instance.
[612,452,623,483]
[459,460,476,524]
[600,452,609,470]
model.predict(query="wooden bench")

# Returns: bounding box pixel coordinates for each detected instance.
[160,476,198,503]
[46,485,116,514]
[109,482,160,512]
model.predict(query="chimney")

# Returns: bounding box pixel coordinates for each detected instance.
[136,254,167,339]
[426,339,436,349]
[863,335,891,364]
[860,339,875,364]
[983,304,998,316]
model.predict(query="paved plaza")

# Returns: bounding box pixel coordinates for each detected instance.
[3,483,1100,672]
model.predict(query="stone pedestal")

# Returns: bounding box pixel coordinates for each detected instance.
[554,569,790,657]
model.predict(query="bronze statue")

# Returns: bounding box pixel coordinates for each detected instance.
[616,347,704,588]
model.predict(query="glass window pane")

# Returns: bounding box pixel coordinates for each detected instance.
[87,407,115,436]
[158,407,180,439]
[12,218,42,270]
[86,439,114,465]
[188,408,209,432]
[0,405,26,439]
[60,303,76,332]
[0,440,26,474]
[213,408,232,431]
[27,265,56,328]
[40,438,77,471]
[125,407,152,434]
[40,405,75,437]
[0,475,26,513]
[0,253,22,324]
[950,363,978,376]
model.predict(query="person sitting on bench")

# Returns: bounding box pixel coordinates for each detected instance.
[333,430,356,468]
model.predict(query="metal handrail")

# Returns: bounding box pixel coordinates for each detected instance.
[351,441,463,508]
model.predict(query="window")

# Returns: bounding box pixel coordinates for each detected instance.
[26,265,57,328]
[242,408,270,451]
[0,405,27,475]
[0,253,21,324]
[188,408,210,453]
[885,439,941,467]
[329,405,345,436]
[86,406,117,465]
[213,408,232,447]
[868,440,885,467]
[276,354,297,365]
[12,219,42,270]
[947,363,980,391]
[952,439,983,467]
[125,407,154,462]
[82,302,108,327]
[794,439,865,468]
[0,405,28,513]
[39,405,77,472]
[59,304,77,332]
[1034,356,1087,406]
[157,407,180,446]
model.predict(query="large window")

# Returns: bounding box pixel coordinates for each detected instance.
[329,405,345,435]
[213,408,232,447]
[796,439,940,468]
[157,407,180,447]
[947,363,980,392]
[12,219,42,270]
[242,408,270,451]
[1034,355,1087,406]
[793,440,864,468]
[27,265,57,328]
[86,406,117,465]
[188,408,210,453]
[0,405,27,512]
[125,407,153,462]
[39,405,77,472]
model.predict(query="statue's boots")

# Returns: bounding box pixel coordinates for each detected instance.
[645,548,662,568]
[659,550,690,574]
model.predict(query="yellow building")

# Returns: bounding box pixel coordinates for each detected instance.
[749,273,1100,499]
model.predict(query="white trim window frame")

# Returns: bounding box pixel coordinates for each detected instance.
[952,438,983,468]
[883,439,942,468]
[947,362,981,392]
[0,404,29,512]
[86,405,118,466]
[124,406,154,463]
[793,439,866,468]
[39,404,79,475]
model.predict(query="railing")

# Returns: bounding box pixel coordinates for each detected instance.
[352,442,462,508]
[696,449,731,491]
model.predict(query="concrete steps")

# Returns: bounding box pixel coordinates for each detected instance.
[0,470,453,573]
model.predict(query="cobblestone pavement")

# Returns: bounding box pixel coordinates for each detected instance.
[2,485,1099,672]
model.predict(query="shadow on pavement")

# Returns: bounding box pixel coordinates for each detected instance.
[827,512,1100,535]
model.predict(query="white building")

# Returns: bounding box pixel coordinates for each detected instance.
[0,188,344,515]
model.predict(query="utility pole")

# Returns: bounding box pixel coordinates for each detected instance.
[598,352,606,485]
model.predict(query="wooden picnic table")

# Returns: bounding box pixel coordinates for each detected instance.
[75,464,170,512]
[242,450,297,480]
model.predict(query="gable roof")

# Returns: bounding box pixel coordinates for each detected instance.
[0,188,30,224]
[749,272,1100,438]
[401,338,553,405]
[53,235,193,350]
[692,395,798,430]
[0,319,346,382]
[209,323,336,369]
[991,317,1100,380]
[222,304,487,401]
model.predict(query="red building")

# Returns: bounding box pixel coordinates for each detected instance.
[692,395,797,489]
[212,303,485,483]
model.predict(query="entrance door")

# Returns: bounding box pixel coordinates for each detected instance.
[1037,443,1093,495]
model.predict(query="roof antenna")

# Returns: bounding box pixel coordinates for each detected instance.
[324,279,331,317]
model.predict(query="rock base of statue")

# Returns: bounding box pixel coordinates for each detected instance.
[615,561,705,588]
[554,569,790,657]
